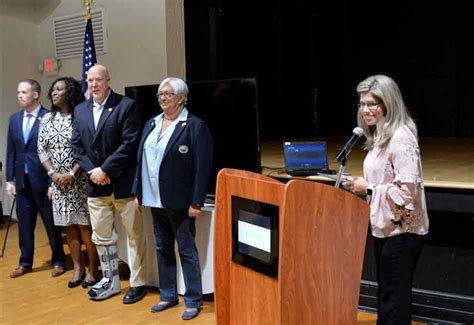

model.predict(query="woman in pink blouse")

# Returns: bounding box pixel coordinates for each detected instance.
[345,75,429,325]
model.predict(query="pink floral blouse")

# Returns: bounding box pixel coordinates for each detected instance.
[363,125,429,238]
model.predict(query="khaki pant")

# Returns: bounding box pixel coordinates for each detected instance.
[88,195,146,287]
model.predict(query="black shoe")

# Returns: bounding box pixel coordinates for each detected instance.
[123,286,147,304]
[68,271,85,288]
[82,278,100,288]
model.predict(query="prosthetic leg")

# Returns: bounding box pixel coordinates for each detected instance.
[87,245,121,300]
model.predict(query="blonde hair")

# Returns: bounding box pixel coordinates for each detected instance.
[356,74,417,149]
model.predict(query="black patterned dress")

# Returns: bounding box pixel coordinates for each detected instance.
[38,112,90,226]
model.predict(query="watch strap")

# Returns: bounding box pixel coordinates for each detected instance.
[191,203,202,210]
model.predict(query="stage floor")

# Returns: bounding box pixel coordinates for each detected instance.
[261,137,474,189]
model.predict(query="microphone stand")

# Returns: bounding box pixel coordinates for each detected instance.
[334,156,346,189]
[1,198,15,258]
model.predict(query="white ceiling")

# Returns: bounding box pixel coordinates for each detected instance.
[0,0,62,24]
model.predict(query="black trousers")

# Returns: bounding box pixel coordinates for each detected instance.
[374,233,424,325]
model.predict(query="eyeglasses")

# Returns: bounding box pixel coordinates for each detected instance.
[358,101,381,111]
[157,92,175,98]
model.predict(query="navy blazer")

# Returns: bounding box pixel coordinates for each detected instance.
[133,113,213,209]
[6,106,50,191]
[71,90,141,199]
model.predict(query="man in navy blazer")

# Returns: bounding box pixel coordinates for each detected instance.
[6,79,65,278]
[71,64,146,303]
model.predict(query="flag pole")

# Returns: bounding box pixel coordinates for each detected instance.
[84,0,94,21]
[82,0,97,96]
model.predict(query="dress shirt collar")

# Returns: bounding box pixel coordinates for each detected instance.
[23,104,41,118]
[93,89,111,109]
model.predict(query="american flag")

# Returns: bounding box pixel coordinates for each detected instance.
[81,17,97,96]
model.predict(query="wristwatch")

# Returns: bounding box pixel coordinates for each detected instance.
[191,203,202,210]
[366,184,374,203]
[47,169,56,176]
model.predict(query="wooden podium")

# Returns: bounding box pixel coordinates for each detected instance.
[214,169,370,324]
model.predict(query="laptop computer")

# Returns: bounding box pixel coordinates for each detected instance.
[283,141,335,176]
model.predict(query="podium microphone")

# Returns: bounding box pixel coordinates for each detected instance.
[335,127,364,164]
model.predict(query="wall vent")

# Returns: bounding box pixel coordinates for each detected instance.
[54,8,106,59]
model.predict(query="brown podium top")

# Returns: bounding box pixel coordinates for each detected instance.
[261,137,474,190]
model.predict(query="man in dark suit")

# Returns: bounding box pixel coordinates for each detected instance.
[71,64,146,303]
[6,79,66,278]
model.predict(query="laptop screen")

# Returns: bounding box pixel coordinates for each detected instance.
[283,141,329,171]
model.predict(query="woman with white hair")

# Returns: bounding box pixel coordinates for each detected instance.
[344,75,429,325]
[133,77,213,320]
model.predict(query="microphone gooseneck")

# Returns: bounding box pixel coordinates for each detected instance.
[334,127,364,188]
[335,127,364,164]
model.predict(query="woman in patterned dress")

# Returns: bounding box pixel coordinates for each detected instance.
[344,75,429,325]
[38,77,100,288]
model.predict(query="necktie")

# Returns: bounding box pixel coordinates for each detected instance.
[23,113,34,173]
[23,113,34,144]
[94,105,103,130]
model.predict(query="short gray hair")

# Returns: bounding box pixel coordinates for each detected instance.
[158,77,188,102]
